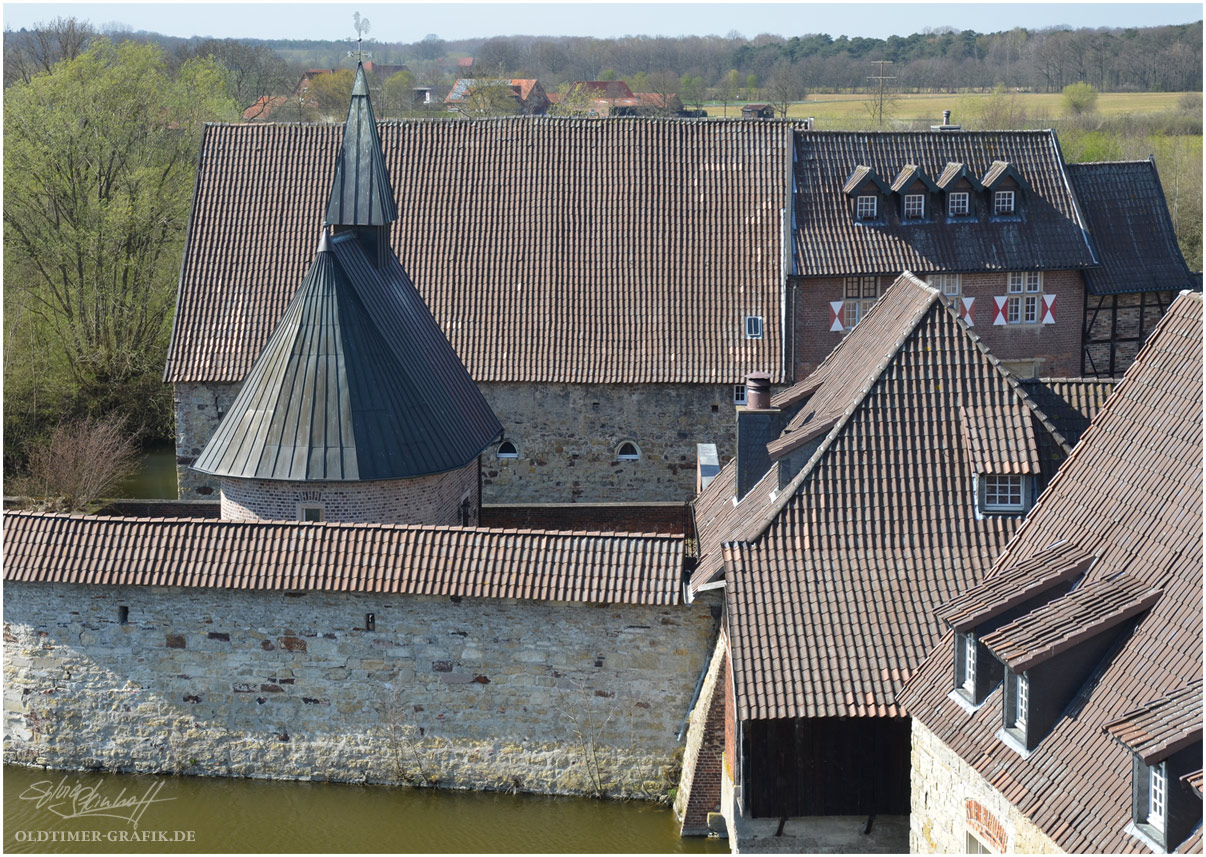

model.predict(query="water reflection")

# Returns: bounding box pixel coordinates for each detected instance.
[4,766,727,854]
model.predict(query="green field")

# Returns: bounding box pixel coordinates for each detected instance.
[708,91,1196,127]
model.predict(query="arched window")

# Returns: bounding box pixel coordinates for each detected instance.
[617,441,641,461]
[497,440,519,459]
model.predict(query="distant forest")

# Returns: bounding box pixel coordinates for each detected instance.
[6,19,1201,96]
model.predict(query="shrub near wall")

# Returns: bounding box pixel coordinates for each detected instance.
[4,583,719,798]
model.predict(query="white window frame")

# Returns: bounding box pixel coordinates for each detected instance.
[1006,272,1043,325]
[617,441,641,461]
[994,189,1016,215]
[948,191,970,216]
[497,440,519,459]
[856,195,878,219]
[963,633,978,692]
[745,315,764,339]
[299,504,324,522]
[1148,762,1167,831]
[904,193,925,219]
[1014,672,1029,729]
[983,473,1026,512]
[928,274,962,305]
[842,277,880,331]
[733,385,747,405]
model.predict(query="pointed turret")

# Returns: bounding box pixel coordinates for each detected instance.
[194,230,501,483]
[325,62,397,227]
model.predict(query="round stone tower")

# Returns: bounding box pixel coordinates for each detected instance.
[192,64,501,526]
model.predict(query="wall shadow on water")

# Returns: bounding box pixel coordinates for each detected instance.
[4,764,728,853]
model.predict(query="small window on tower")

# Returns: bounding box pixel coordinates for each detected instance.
[497,440,519,459]
[301,505,324,522]
[617,442,641,461]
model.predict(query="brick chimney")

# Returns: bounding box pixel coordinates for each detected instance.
[736,373,781,501]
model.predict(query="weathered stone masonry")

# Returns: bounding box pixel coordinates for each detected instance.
[4,583,720,797]
[177,381,742,505]
[910,719,1061,853]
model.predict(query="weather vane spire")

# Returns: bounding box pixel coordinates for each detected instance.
[349,11,372,62]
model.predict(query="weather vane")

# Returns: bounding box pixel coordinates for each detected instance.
[348,12,372,62]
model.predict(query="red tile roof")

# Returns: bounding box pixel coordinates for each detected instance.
[166,119,793,386]
[1104,680,1203,765]
[691,273,1072,719]
[898,291,1203,853]
[979,574,1161,671]
[961,403,1040,475]
[933,539,1093,632]
[3,512,684,606]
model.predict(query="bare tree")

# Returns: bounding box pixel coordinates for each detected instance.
[765,61,804,118]
[14,415,138,511]
[4,16,96,85]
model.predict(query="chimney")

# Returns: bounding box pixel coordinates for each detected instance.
[943,109,951,125]
[931,109,961,131]
[736,373,781,501]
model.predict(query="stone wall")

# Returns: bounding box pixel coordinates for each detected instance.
[220,464,478,526]
[176,381,741,505]
[175,382,240,499]
[470,382,740,504]
[791,272,1085,380]
[910,718,1062,853]
[674,641,726,835]
[4,582,720,799]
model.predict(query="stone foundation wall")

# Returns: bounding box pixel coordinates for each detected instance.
[910,718,1061,853]
[176,382,742,505]
[4,583,720,798]
[220,464,478,525]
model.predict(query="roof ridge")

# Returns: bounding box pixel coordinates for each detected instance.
[735,272,940,546]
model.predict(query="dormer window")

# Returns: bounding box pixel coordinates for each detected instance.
[1105,680,1203,853]
[982,161,1029,219]
[948,192,970,217]
[982,474,1026,512]
[962,633,977,692]
[994,190,1016,215]
[904,194,925,219]
[856,195,878,219]
[1014,672,1029,728]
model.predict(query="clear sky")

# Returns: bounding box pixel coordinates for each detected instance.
[3,1,1202,42]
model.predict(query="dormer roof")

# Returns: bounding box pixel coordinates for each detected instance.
[936,161,984,191]
[1104,680,1204,765]
[980,573,1161,672]
[843,165,890,196]
[890,164,940,194]
[935,540,1093,632]
[194,231,501,481]
[325,63,397,228]
[981,160,1030,193]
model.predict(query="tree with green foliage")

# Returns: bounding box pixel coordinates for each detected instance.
[717,69,741,116]
[745,73,759,101]
[3,38,237,473]
[679,74,705,111]
[380,69,418,117]
[1061,81,1099,116]
[308,68,356,118]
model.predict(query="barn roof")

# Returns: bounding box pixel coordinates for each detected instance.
[165,118,793,385]
[2,512,685,605]
[898,291,1203,853]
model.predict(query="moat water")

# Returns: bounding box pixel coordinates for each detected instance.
[4,765,727,853]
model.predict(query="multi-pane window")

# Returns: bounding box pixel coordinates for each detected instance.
[904,194,925,219]
[1015,673,1029,728]
[745,315,764,339]
[1148,763,1167,830]
[963,634,977,692]
[983,474,1025,511]
[994,190,1016,215]
[928,274,961,306]
[856,195,878,219]
[1006,272,1042,325]
[733,385,747,405]
[948,192,970,216]
[843,277,880,330]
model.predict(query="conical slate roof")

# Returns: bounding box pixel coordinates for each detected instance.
[193,232,502,481]
[325,63,397,227]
